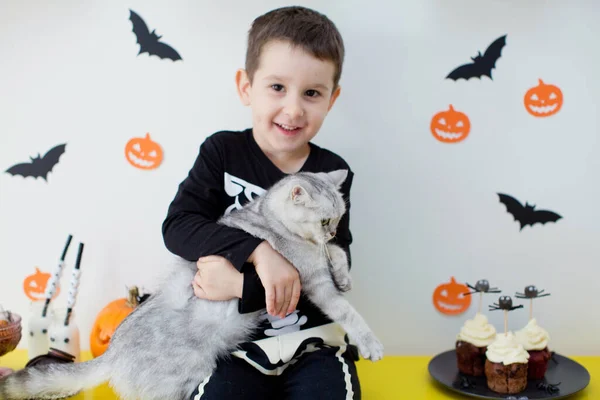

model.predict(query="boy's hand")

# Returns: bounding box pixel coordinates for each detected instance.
[248,241,301,318]
[193,255,243,301]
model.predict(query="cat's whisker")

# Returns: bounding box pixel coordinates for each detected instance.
[322,242,333,264]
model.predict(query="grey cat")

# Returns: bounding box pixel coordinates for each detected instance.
[0,169,383,400]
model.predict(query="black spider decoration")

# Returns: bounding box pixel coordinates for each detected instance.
[515,285,551,320]
[489,296,524,312]
[464,279,502,314]
[515,285,551,299]
[489,296,523,335]
[464,279,501,296]
[453,374,476,390]
[537,381,561,394]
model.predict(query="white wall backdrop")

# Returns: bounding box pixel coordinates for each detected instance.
[1,0,599,356]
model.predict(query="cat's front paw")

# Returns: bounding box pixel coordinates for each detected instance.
[335,274,352,292]
[356,334,384,362]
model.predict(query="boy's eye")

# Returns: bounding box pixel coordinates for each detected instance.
[305,89,320,97]
[321,219,330,226]
[271,84,284,92]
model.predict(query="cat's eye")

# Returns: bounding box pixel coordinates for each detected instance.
[321,219,330,226]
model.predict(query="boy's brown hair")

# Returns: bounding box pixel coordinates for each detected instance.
[245,6,345,90]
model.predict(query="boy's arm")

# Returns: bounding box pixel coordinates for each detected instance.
[161,136,263,272]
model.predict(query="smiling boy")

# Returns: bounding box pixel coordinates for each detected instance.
[162,6,361,399]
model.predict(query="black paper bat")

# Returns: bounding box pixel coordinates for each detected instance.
[5,143,67,181]
[497,193,562,231]
[446,35,506,81]
[129,9,182,61]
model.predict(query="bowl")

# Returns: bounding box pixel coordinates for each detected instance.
[0,311,22,357]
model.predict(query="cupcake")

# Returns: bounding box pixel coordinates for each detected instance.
[515,318,551,380]
[485,332,530,394]
[455,312,497,376]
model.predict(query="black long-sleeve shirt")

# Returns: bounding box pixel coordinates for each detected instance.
[162,128,354,341]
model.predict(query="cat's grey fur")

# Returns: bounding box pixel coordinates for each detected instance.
[0,169,383,400]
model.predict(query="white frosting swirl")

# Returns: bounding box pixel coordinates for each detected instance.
[456,312,497,347]
[486,332,530,365]
[515,318,550,351]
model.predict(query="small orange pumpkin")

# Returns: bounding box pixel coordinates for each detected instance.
[23,267,60,302]
[524,79,563,117]
[90,287,141,358]
[432,277,471,315]
[430,105,471,143]
[125,133,164,170]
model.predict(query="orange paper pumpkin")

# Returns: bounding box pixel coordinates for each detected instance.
[430,105,471,143]
[90,287,141,358]
[125,133,163,170]
[23,267,59,302]
[524,79,563,117]
[432,277,471,315]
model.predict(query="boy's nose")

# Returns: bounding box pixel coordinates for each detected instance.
[284,97,304,119]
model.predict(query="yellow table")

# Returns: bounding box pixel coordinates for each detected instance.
[1,350,597,399]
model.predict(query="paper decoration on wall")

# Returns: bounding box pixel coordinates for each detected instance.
[129,9,182,61]
[23,268,61,302]
[515,285,550,320]
[445,34,507,81]
[430,105,471,143]
[497,193,562,231]
[4,143,66,182]
[433,277,472,315]
[524,79,563,117]
[125,133,164,170]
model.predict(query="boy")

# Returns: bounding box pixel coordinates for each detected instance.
[162,6,361,399]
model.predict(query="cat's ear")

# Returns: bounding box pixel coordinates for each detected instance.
[327,169,348,188]
[291,185,311,205]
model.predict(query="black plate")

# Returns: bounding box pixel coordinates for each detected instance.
[428,350,591,399]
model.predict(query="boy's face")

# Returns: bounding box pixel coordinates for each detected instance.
[236,40,341,157]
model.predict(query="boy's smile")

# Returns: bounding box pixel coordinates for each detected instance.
[236,40,341,171]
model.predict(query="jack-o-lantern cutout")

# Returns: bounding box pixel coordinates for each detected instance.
[524,79,563,117]
[433,277,472,315]
[23,267,60,302]
[125,133,163,170]
[430,105,471,143]
[90,287,146,357]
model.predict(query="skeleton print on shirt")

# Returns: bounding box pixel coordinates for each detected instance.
[259,310,308,337]
[224,172,266,215]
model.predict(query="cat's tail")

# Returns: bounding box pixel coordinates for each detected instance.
[0,354,110,400]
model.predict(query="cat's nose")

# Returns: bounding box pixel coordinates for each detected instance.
[331,230,336,238]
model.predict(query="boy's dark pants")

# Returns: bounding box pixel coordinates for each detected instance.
[190,346,361,400]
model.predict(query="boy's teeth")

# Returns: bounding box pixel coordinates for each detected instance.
[277,123,298,131]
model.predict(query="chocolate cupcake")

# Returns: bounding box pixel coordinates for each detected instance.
[515,318,551,380]
[455,313,497,376]
[485,332,530,394]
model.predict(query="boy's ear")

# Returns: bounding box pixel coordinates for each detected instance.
[327,85,341,112]
[235,69,251,106]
